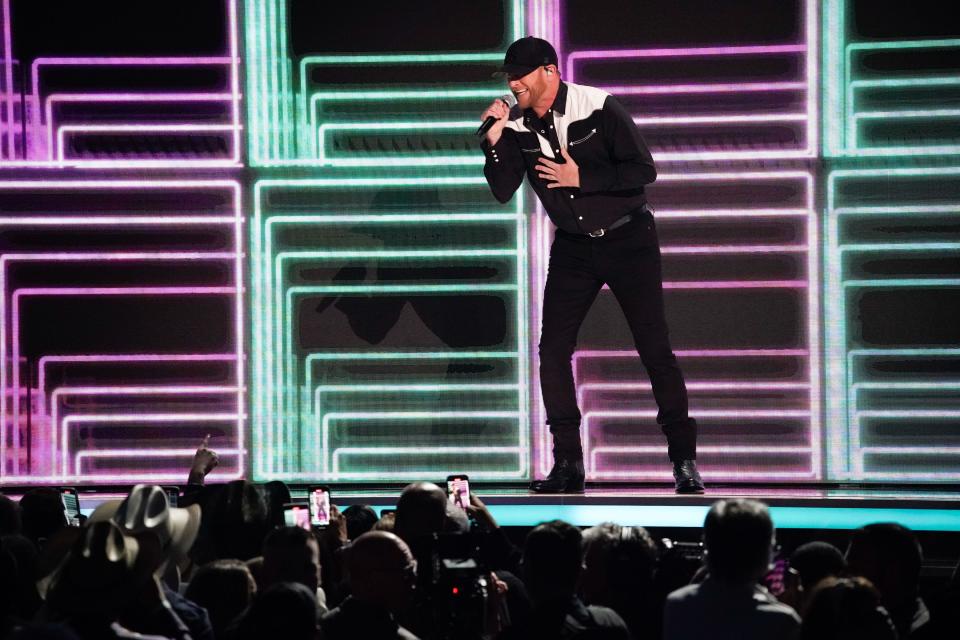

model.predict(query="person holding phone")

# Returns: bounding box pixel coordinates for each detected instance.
[479,37,703,494]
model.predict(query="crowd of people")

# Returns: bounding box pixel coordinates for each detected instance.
[1,446,958,639]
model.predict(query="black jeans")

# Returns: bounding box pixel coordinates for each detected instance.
[538,210,697,461]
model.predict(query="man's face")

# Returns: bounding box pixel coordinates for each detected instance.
[507,66,549,110]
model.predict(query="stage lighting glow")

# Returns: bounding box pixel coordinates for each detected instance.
[251,177,529,481]
[244,0,523,166]
[0,1,240,166]
[823,0,960,157]
[550,0,818,161]
[825,167,960,480]
[0,180,243,481]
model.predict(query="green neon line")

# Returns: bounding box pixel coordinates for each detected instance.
[843,278,960,288]
[851,76,960,89]
[847,38,960,52]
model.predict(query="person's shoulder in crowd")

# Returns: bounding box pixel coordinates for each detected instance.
[665,580,799,639]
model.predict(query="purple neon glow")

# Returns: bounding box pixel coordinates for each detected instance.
[530,163,818,478]
[0,1,239,165]
[552,0,816,162]
[45,92,234,160]
[0,179,244,479]
[49,386,239,475]
[1,0,13,159]
[62,413,240,474]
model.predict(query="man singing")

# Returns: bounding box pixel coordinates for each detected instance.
[479,37,704,494]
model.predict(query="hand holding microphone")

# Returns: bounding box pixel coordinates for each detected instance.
[477,94,517,145]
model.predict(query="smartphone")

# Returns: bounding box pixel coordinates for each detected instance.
[59,487,80,527]
[446,474,470,510]
[762,556,789,596]
[307,485,331,528]
[282,503,311,531]
[162,486,180,507]
[380,508,396,517]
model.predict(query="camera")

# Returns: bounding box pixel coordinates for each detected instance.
[420,533,493,640]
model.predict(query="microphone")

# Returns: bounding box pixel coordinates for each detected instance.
[475,94,517,137]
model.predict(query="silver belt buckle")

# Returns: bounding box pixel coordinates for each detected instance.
[587,228,605,238]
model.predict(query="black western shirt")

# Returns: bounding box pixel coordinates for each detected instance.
[480,81,657,234]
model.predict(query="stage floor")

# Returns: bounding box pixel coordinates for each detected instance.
[323,484,960,531]
[7,483,959,532]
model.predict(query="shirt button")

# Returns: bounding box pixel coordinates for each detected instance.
[540,130,545,133]
[570,195,575,199]
[578,216,583,220]
[550,125,554,129]
[494,159,499,162]
[555,149,560,153]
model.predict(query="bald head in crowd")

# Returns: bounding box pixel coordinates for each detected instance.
[393,482,466,543]
[347,531,416,612]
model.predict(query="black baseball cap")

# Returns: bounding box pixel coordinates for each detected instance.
[493,36,558,77]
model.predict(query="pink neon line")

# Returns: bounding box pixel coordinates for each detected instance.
[0,217,236,225]
[37,353,237,396]
[45,92,233,160]
[57,123,235,161]
[2,0,12,160]
[590,470,816,480]
[662,280,807,289]
[661,244,809,254]
[570,43,805,61]
[227,0,241,166]
[0,178,241,189]
[575,349,808,361]
[595,82,805,95]
[634,113,807,126]
[61,413,239,474]
[576,381,811,406]
[15,286,233,296]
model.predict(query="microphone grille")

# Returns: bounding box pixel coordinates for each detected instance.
[500,93,518,108]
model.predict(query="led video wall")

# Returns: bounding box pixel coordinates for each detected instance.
[1,0,958,485]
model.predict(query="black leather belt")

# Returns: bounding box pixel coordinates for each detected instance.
[586,213,634,238]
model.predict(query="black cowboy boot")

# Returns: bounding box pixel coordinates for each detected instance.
[530,453,585,493]
[662,418,705,494]
[672,459,704,494]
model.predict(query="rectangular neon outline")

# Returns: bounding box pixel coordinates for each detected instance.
[558,0,817,161]
[532,170,818,479]
[245,0,521,164]
[824,0,960,156]
[1,251,238,475]
[44,92,234,160]
[49,385,239,477]
[263,211,524,478]
[825,167,960,480]
[0,179,243,480]
[55,123,237,164]
[251,178,528,480]
[61,413,240,475]
[0,1,239,165]
[316,120,481,166]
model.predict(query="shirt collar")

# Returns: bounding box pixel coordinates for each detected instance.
[524,81,568,121]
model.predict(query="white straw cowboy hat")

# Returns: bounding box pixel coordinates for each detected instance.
[90,484,201,560]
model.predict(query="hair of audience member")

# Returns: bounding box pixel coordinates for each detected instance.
[581,523,657,606]
[522,520,583,604]
[262,481,292,529]
[801,576,897,640]
[372,512,395,533]
[234,582,318,640]
[185,559,257,639]
[0,495,22,535]
[1,538,18,621]
[346,531,417,612]
[342,504,378,541]
[703,499,775,585]
[2,534,42,620]
[207,480,269,561]
[790,541,846,592]
[394,482,448,543]
[845,522,922,609]
[19,488,67,545]
[261,525,321,593]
